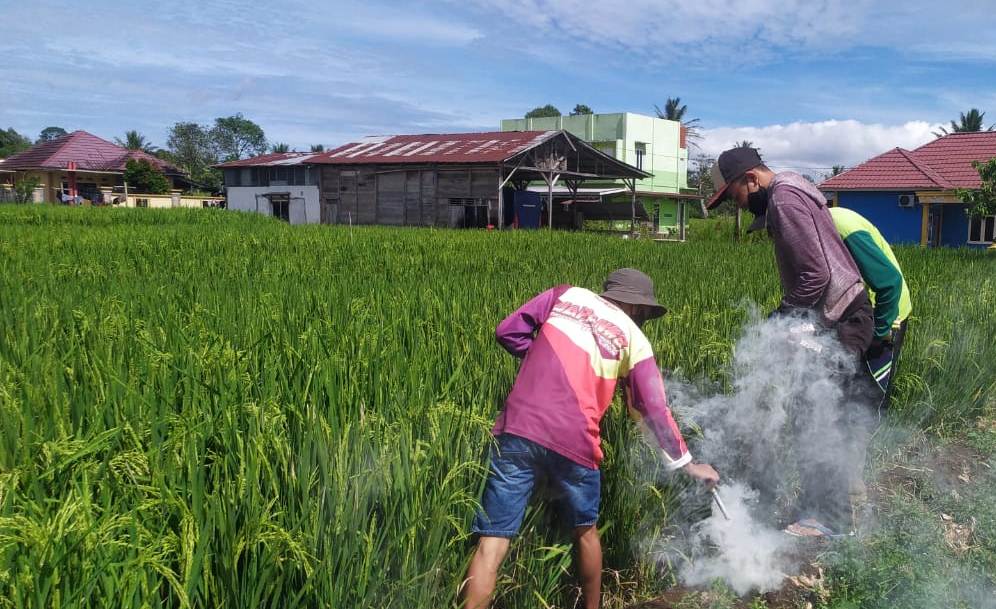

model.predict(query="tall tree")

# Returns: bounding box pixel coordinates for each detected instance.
[525,104,561,119]
[310,144,325,152]
[115,130,156,153]
[211,113,267,161]
[271,142,290,153]
[830,164,846,177]
[934,108,995,137]
[166,122,219,190]
[570,104,593,116]
[654,97,701,145]
[0,128,32,157]
[37,126,68,143]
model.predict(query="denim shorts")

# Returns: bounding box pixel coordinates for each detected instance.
[471,433,601,538]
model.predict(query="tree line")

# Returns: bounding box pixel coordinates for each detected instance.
[0,116,328,193]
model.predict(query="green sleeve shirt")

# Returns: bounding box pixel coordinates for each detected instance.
[830,207,913,338]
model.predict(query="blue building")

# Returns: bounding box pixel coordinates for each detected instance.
[820,132,996,248]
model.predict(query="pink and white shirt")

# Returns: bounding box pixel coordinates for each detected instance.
[492,285,691,470]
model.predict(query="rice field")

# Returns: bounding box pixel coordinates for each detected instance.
[0,206,993,608]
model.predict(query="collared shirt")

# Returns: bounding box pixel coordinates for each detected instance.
[492,285,690,470]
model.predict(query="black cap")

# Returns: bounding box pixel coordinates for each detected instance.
[706,147,764,209]
[600,268,667,320]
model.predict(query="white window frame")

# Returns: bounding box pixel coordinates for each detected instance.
[634,142,646,170]
[967,214,996,244]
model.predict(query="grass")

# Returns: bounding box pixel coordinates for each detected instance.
[0,205,993,608]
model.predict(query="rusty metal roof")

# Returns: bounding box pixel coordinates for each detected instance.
[308,131,557,165]
[0,130,184,174]
[215,151,320,168]
[217,130,649,181]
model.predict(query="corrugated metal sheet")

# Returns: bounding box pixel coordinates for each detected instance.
[309,131,557,165]
[215,152,319,168]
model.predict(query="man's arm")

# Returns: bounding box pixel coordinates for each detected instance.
[495,285,570,357]
[842,231,903,339]
[773,199,831,310]
[627,358,692,469]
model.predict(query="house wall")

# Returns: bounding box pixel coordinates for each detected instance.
[500,112,688,194]
[837,191,923,244]
[319,165,499,228]
[938,203,992,248]
[225,185,321,224]
[621,113,686,192]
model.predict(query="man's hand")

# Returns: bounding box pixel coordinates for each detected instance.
[866,336,892,360]
[682,462,720,489]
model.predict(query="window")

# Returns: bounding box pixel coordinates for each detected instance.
[224,169,241,187]
[595,142,615,158]
[251,167,269,186]
[269,194,290,221]
[968,214,996,244]
[635,142,646,170]
[449,198,490,228]
[136,198,149,208]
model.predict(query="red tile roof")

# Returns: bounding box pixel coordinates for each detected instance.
[215,152,318,168]
[308,130,557,165]
[909,131,996,189]
[821,131,996,191]
[0,130,183,175]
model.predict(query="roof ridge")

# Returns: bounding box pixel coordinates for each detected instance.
[896,148,951,189]
[819,146,902,187]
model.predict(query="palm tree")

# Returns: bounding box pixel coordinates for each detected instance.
[310,144,325,152]
[934,108,995,137]
[654,97,701,145]
[271,143,290,153]
[115,130,156,153]
[735,140,756,149]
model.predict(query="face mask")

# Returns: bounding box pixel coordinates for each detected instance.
[747,181,769,217]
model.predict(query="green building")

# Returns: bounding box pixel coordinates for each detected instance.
[501,112,695,238]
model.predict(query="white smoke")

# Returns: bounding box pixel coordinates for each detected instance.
[664,310,878,594]
[680,482,794,595]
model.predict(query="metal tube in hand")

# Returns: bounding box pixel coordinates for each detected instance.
[711,488,731,521]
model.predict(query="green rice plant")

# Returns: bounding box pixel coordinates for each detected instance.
[0,206,992,608]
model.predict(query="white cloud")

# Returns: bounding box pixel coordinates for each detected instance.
[465,0,996,65]
[464,0,870,64]
[336,7,483,45]
[698,120,939,171]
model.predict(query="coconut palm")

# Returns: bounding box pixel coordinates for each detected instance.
[934,108,995,137]
[115,130,156,153]
[654,97,701,145]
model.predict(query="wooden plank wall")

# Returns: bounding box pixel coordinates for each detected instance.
[319,165,498,228]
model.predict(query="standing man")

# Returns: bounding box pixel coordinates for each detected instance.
[828,206,912,405]
[462,269,719,609]
[707,147,875,538]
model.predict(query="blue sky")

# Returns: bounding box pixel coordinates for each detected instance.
[3,0,996,170]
